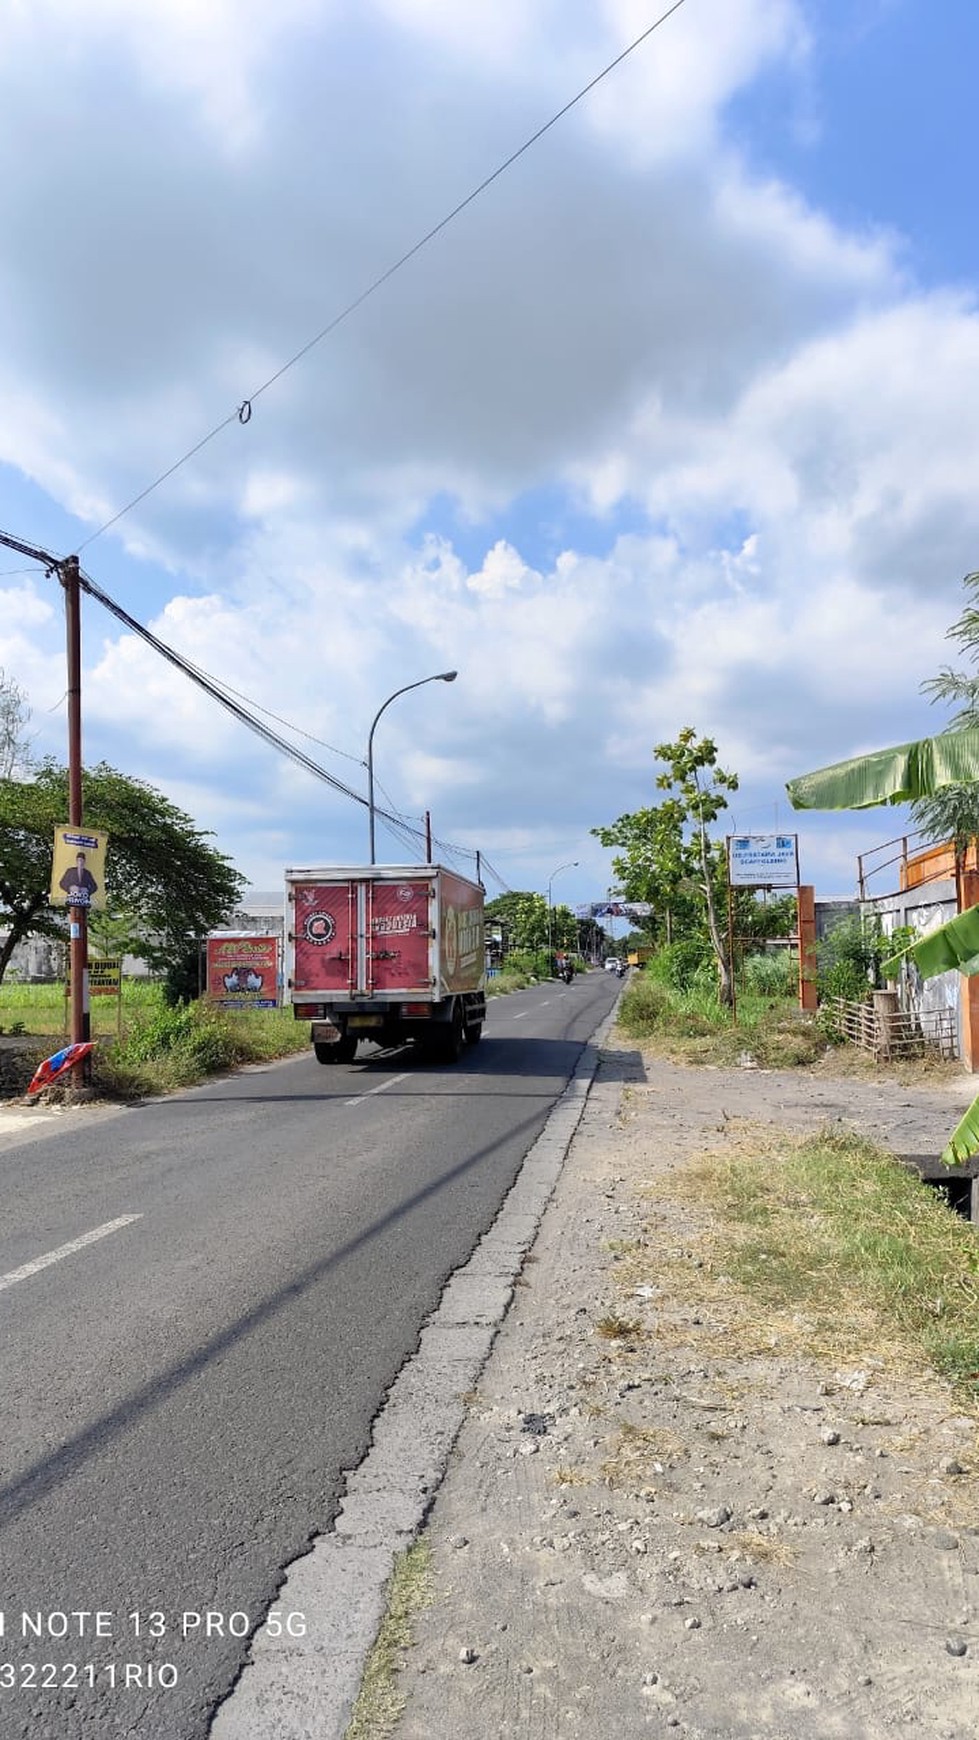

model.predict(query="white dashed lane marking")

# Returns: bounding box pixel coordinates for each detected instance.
[345,1072,411,1108]
[0,1215,142,1293]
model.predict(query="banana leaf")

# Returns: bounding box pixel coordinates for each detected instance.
[881,904,979,982]
[940,1091,979,1166]
[786,728,979,811]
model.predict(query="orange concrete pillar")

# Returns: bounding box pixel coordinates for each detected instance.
[958,868,979,1073]
[798,884,818,1014]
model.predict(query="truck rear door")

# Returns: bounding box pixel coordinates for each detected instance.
[291,879,357,993]
[366,877,432,994]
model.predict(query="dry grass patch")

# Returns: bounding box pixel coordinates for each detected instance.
[345,1543,433,1740]
[553,1465,593,1488]
[730,1529,797,1567]
[594,1313,643,1341]
[806,1047,964,1088]
[600,1421,688,1489]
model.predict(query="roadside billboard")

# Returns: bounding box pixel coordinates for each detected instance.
[728,834,799,887]
[206,934,279,1009]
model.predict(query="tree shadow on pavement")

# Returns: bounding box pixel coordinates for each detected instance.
[594,1044,648,1086]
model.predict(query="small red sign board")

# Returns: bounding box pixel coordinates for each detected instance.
[206,935,279,1009]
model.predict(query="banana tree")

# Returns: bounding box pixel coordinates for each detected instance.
[786,728,979,811]
[788,729,979,1164]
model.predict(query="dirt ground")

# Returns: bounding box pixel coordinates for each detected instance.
[385,1043,979,1740]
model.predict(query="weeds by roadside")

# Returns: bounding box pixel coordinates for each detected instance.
[616,970,827,1068]
[0,983,311,1102]
[485,967,538,997]
[96,1002,310,1098]
[645,1123,979,1400]
[344,1542,433,1740]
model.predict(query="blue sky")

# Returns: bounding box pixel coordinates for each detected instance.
[730,3,979,289]
[2,0,978,912]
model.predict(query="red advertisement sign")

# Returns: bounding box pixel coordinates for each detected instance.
[206,934,279,1009]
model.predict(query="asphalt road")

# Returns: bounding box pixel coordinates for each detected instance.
[0,970,618,1739]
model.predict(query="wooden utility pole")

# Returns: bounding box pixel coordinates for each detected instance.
[61,555,90,1062]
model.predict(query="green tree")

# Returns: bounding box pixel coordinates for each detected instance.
[484,891,550,953]
[591,801,700,945]
[654,728,739,1006]
[913,569,979,856]
[551,903,578,953]
[734,890,797,948]
[0,668,32,779]
[592,730,739,1000]
[0,759,244,986]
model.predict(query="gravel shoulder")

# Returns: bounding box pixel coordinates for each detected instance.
[386,1041,979,1740]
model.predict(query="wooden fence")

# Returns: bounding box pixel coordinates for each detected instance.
[830,993,958,1062]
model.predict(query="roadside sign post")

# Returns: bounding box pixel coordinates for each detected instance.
[726,834,808,1014]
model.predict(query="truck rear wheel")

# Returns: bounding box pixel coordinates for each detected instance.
[430,1002,464,1063]
[463,1019,483,1045]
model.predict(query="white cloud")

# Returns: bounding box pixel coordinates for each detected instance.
[2,1,977,901]
[587,0,808,165]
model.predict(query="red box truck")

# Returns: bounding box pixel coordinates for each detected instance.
[285,864,486,1064]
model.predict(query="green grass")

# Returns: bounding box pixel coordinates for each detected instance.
[0,980,311,1099]
[616,969,825,1068]
[0,976,160,1038]
[697,1129,979,1394]
[486,966,537,996]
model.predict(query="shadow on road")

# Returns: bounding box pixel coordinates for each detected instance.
[0,1090,574,1529]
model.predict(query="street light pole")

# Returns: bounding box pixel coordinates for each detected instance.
[367,671,457,864]
[547,860,578,962]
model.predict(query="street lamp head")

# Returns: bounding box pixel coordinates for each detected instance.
[367,668,459,864]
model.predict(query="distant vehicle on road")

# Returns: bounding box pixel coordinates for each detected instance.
[604,957,621,973]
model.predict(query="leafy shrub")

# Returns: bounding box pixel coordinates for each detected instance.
[118,1003,198,1063]
[654,938,714,991]
[616,974,672,1034]
[504,949,552,981]
[741,951,796,997]
[163,946,203,1007]
[816,915,881,1002]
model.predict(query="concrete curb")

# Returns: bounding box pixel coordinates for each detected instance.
[211,1014,618,1739]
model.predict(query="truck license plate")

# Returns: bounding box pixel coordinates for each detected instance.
[348,1015,384,1029]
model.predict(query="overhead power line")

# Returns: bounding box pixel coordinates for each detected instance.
[0,525,510,884]
[76,564,434,840]
[76,566,489,869]
[77,1,688,551]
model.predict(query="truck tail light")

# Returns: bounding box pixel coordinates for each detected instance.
[402,1002,432,1018]
[294,1003,322,1018]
